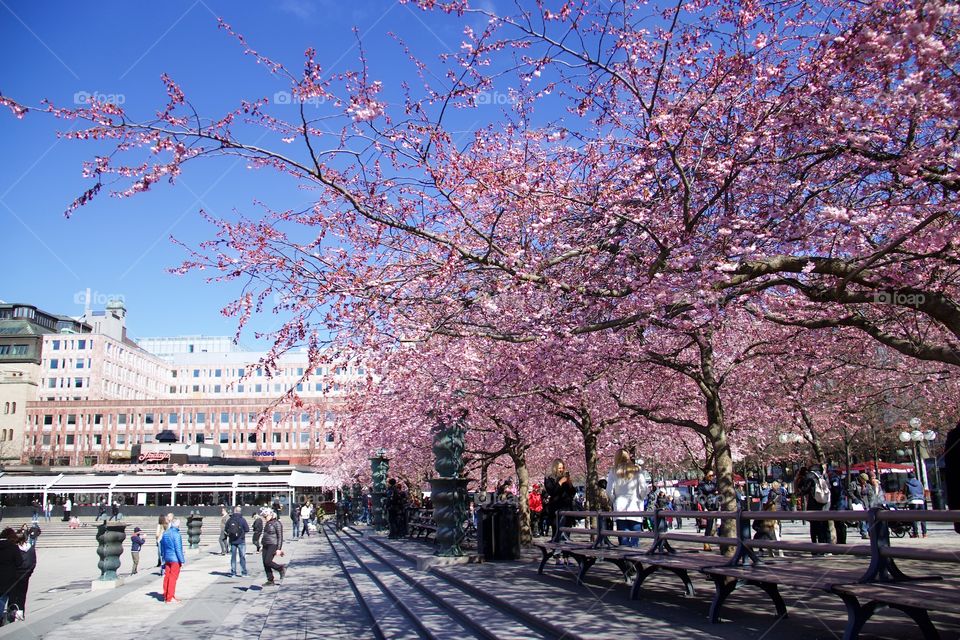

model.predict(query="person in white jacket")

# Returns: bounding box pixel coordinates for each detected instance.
[606,449,648,547]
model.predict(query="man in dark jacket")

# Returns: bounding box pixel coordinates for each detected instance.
[260,510,286,586]
[904,472,927,538]
[226,507,251,577]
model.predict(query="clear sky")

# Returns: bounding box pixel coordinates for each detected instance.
[0,0,488,348]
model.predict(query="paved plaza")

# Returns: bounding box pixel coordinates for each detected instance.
[0,518,958,639]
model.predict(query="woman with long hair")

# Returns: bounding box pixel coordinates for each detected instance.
[155,513,171,576]
[606,449,648,546]
[544,458,576,542]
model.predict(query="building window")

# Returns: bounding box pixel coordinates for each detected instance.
[78,339,86,350]
[117,434,126,445]
[214,369,222,377]
[83,456,97,466]
[94,434,102,445]
[220,412,229,423]
[296,383,303,392]
[273,412,282,423]
[0,346,9,355]
[145,413,154,425]
[52,340,60,350]
[220,432,229,444]
[193,369,200,378]
[169,413,178,424]
[214,385,221,393]
[255,384,262,393]
[74,377,84,388]
[67,414,77,425]
[94,414,102,424]
[49,358,58,369]
[118,414,127,425]
[42,435,51,446]
[325,432,334,443]
[192,385,200,392]
[144,434,154,443]
[65,434,75,445]
[237,384,244,393]
[272,433,281,444]
[11,344,28,355]
[300,432,309,444]
[76,359,84,369]
[43,414,53,425]
[196,413,206,423]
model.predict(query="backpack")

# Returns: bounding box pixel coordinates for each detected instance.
[812,473,830,504]
[224,516,242,541]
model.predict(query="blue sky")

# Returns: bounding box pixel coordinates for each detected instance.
[0,0,493,347]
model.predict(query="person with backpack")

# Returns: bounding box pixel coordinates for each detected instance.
[129,527,145,575]
[800,463,831,546]
[224,506,250,577]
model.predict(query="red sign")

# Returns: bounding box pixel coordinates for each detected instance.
[138,451,171,463]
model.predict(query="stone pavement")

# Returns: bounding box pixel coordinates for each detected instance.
[0,520,958,639]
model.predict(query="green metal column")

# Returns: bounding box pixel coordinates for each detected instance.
[430,415,468,557]
[370,450,390,531]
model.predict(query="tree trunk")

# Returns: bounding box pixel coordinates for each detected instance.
[510,448,532,546]
[580,416,600,512]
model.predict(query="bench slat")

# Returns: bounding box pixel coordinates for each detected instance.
[744,540,872,556]
[833,580,960,613]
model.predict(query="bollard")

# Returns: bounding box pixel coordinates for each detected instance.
[186,513,203,549]
[93,521,127,589]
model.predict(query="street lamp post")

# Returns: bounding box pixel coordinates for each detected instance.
[898,418,937,508]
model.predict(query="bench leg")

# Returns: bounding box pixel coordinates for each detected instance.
[890,605,940,640]
[537,549,553,574]
[839,592,879,640]
[663,567,695,597]
[752,581,787,618]
[709,576,738,623]
[576,557,596,585]
[629,564,657,600]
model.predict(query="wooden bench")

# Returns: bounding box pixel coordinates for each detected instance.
[703,508,960,639]
[406,509,437,539]
[829,509,960,640]
[623,509,742,600]
[532,510,600,574]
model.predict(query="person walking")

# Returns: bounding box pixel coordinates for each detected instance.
[829,469,848,544]
[800,464,831,547]
[290,502,301,540]
[62,497,72,522]
[300,503,312,538]
[130,527,145,575]
[43,499,52,523]
[545,458,576,543]
[95,498,108,521]
[252,510,265,553]
[260,510,286,587]
[159,518,185,603]
[218,507,230,555]
[606,449,647,547]
[1,525,37,623]
[109,500,121,522]
[225,506,250,577]
[696,470,720,550]
[904,472,928,538]
[30,500,40,525]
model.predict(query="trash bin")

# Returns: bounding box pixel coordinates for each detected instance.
[478,503,520,561]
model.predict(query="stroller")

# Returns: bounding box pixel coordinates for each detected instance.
[885,505,912,538]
